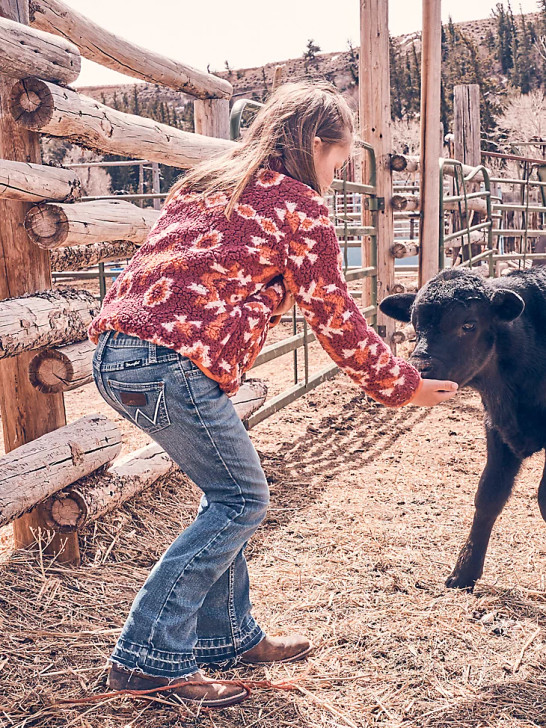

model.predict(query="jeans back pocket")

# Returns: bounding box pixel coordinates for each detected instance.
[107,378,171,434]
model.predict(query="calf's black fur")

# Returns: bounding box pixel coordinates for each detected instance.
[380,267,546,590]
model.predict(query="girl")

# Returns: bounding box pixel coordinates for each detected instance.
[89,81,457,707]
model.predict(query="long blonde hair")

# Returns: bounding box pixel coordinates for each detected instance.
[165,81,354,217]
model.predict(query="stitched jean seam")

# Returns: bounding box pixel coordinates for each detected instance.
[147,372,249,651]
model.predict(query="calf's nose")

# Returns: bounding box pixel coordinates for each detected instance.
[410,357,435,377]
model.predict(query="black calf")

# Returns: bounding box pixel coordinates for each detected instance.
[380,267,546,590]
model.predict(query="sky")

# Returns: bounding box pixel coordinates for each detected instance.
[69,0,543,87]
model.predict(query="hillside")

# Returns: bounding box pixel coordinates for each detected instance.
[77,9,544,121]
[58,6,545,194]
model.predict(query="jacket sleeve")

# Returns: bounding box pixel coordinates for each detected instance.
[281,208,421,407]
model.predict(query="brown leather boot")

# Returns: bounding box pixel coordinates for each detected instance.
[107,664,248,707]
[239,634,314,665]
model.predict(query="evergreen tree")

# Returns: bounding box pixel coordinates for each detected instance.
[494,3,514,73]
[347,39,359,84]
[389,35,403,119]
[304,39,321,62]
[133,86,140,116]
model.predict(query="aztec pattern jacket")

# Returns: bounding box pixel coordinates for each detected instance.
[88,169,421,406]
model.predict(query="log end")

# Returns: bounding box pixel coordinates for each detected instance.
[390,242,407,259]
[390,154,408,172]
[391,194,408,211]
[25,202,69,248]
[28,348,71,394]
[9,77,54,130]
[43,491,87,533]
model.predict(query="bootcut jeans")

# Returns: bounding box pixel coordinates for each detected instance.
[92,329,268,678]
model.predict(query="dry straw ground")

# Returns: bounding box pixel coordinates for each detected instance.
[2,342,546,727]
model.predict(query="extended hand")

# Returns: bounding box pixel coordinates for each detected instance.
[271,290,295,318]
[408,378,458,407]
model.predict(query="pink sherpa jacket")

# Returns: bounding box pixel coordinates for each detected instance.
[88,168,421,406]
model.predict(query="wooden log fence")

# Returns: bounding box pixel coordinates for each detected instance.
[10,77,234,168]
[42,442,176,531]
[0,0,405,565]
[0,288,98,358]
[25,199,159,248]
[29,0,233,99]
[0,413,121,529]
[29,338,95,393]
[32,381,268,531]
[391,241,420,259]
[391,153,485,182]
[0,14,80,84]
[0,0,80,563]
[392,192,488,215]
[0,158,81,202]
[50,240,139,271]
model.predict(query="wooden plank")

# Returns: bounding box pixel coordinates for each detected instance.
[359,0,395,344]
[0,0,79,563]
[0,13,80,83]
[25,199,159,248]
[392,192,487,215]
[0,414,121,528]
[51,240,139,271]
[454,85,481,167]
[391,153,485,181]
[194,98,230,140]
[29,0,232,99]
[419,0,442,285]
[453,84,482,263]
[10,77,234,169]
[28,339,95,393]
[0,288,97,358]
[0,157,81,202]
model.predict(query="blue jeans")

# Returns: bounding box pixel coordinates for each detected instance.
[92,330,268,678]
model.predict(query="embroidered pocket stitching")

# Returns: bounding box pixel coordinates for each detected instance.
[107,379,170,433]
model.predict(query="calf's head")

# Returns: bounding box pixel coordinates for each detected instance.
[379,269,524,387]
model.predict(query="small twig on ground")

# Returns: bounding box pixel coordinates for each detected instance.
[295,684,359,728]
[513,626,541,673]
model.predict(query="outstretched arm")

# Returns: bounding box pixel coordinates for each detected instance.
[282,211,421,407]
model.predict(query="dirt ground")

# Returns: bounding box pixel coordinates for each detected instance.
[2,325,546,727]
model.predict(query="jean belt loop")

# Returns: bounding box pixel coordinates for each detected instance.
[148,340,158,364]
[95,329,113,359]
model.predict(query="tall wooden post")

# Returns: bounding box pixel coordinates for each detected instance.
[454,84,481,167]
[194,99,230,140]
[453,84,481,263]
[359,0,395,345]
[419,0,442,286]
[0,0,79,563]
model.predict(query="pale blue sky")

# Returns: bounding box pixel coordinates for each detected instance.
[71,0,543,87]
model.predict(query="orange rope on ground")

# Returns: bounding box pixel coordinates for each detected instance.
[55,677,300,708]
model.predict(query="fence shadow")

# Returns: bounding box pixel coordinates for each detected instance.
[418,674,546,727]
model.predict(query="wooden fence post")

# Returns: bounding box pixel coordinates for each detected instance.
[454,84,481,167]
[193,99,230,140]
[453,84,481,262]
[419,0,442,286]
[359,0,395,345]
[0,0,79,563]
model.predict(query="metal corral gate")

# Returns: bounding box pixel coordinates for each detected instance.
[438,156,546,275]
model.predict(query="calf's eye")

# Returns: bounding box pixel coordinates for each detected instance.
[462,322,476,332]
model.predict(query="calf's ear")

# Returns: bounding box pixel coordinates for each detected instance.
[379,293,416,323]
[491,289,525,321]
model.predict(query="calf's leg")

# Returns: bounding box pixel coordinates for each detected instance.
[536,457,546,521]
[446,428,521,590]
